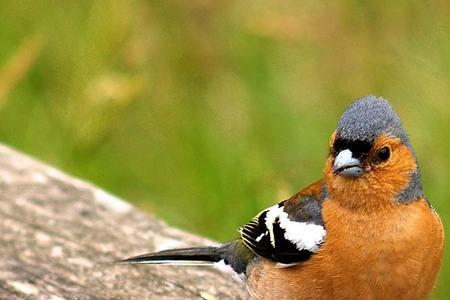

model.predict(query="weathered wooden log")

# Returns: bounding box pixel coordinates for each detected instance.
[0,145,249,299]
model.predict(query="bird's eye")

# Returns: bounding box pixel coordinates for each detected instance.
[377,147,390,161]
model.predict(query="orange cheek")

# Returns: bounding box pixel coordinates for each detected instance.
[324,141,418,211]
[369,145,417,193]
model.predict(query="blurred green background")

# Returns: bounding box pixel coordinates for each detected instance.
[0,1,449,298]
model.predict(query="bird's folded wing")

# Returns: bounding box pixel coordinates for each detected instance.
[239,193,326,264]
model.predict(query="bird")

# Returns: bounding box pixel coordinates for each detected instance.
[117,96,444,300]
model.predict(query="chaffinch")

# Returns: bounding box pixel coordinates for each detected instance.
[118,96,444,300]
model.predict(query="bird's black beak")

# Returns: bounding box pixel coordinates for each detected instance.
[333,149,364,177]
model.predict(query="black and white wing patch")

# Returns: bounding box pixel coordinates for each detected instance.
[239,196,326,264]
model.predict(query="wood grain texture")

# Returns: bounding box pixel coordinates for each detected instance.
[0,145,249,300]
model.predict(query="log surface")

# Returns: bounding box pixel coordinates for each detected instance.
[0,145,249,299]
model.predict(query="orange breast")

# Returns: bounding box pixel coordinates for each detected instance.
[247,199,444,300]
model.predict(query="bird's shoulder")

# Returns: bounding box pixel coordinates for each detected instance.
[239,180,327,264]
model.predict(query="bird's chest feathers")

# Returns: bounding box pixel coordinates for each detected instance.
[322,200,424,284]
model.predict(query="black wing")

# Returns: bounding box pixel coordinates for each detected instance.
[239,195,325,264]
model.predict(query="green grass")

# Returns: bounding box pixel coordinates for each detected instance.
[0,1,449,298]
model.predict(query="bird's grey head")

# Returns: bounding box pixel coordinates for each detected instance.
[331,96,412,178]
[329,96,423,204]
[336,95,409,145]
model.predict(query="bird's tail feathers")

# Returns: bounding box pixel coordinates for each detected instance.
[115,246,222,266]
[116,241,254,283]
